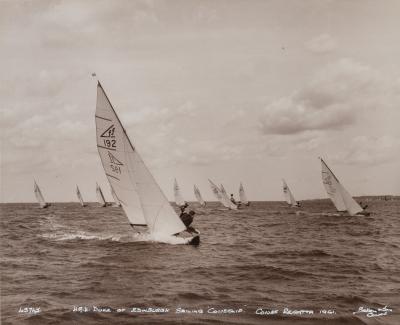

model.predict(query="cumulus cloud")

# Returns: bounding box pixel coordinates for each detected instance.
[305,33,336,54]
[260,59,384,135]
[331,135,400,166]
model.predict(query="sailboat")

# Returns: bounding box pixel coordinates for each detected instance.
[95,81,199,245]
[76,185,87,207]
[220,184,238,210]
[239,182,250,206]
[320,158,368,216]
[194,185,206,207]
[208,179,228,208]
[34,180,49,208]
[96,183,107,207]
[282,179,300,207]
[110,185,122,207]
[174,178,186,207]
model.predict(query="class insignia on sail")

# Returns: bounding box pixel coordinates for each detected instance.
[95,81,200,245]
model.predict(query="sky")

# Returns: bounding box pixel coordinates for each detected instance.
[1,0,400,203]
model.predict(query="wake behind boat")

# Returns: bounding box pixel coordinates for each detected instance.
[320,158,369,216]
[95,81,199,245]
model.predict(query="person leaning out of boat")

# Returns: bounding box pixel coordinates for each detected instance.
[179,209,196,234]
[230,194,237,204]
[180,202,189,213]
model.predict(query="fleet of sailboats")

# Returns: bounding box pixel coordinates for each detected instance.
[29,81,371,241]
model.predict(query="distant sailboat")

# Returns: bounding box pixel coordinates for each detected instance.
[282,179,300,207]
[95,81,199,245]
[174,178,186,207]
[110,185,122,207]
[194,185,206,207]
[239,182,250,206]
[96,183,107,207]
[320,158,367,216]
[76,185,86,207]
[34,180,49,208]
[208,179,228,208]
[220,184,238,210]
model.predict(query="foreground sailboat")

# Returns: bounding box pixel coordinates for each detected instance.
[239,182,250,206]
[34,180,49,208]
[76,185,87,207]
[110,185,122,207]
[320,158,368,216]
[194,185,206,207]
[174,178,186,207]
[95,81,199,245]
[282,179,300,207]
[96,183,107,207]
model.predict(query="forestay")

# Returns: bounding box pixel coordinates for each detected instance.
[96,82,186,236]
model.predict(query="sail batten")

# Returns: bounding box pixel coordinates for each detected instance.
[96,82,185,236]
[320,158,363,216]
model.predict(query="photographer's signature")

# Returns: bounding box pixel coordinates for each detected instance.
[353,306,392,318]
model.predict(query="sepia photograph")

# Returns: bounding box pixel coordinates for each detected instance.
[1,0,399,324]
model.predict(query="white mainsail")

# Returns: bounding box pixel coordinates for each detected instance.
[34,180,48,208]
[208,179,226,207]
[95,82,186,236]
[239,182,249,205]
[282,179,298,207]
[220,184,238,210]
[110,185,122,207]
[76,185,86,207]
[174,178,186,207]
[320,158,363,216]
[96,183,107,207]
[193,185,206,207]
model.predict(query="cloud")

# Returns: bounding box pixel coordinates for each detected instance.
[260,59,384,135]
[305,33,336,54]
[330,135,400,166]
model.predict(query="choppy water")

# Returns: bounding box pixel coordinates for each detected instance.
[1,200,399,324]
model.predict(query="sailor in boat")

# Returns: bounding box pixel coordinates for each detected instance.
[179,210,197,234]
[296,201,301,207]
[180,202,189,213]
[230,194,240,208]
